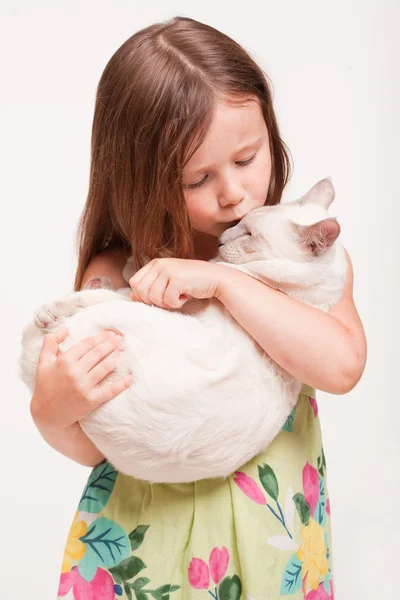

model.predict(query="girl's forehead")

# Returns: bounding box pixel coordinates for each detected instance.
[185,102,267,172]
[208,100,265,141]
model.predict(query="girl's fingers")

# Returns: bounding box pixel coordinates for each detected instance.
[163,280,185,309]
[38,328,69,367]
[129,261,153,291]
[91,373,134,407]
[80,336,124,372]
[146,272,170,307]
[87,350,121,387]
[130,266,158,304]
[63,330,119,362]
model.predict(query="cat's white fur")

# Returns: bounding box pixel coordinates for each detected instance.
[19,178,347,483]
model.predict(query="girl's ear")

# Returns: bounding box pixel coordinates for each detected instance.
[292,218,341,256]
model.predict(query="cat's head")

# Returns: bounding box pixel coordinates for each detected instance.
[214,177,345,294]
[217,177,339,264]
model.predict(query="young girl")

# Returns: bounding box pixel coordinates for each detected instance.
[31,16,366,600]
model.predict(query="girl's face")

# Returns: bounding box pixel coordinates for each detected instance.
[182,99,272,239]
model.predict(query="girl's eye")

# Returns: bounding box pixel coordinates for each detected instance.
[185,153,257,190]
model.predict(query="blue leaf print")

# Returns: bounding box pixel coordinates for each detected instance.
[78,460,118,513]
[323,532,333,593]
[280,553,303,595]
[315,477,326,526]
[78,517,130,581]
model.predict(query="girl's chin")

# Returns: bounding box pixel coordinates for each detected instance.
[193,228,219,239]
[193,223,235,243]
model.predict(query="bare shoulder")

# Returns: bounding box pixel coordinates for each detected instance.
[81,246,131,290]
[328,247,367,375]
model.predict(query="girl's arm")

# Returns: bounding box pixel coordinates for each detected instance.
[31,418,106,468]
[33,248,131,468]
[54,246,129,466]
[86,247,366,395]
[216,249,367,395]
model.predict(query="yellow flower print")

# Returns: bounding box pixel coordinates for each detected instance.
[61,510,88,573]
[296,517,328,590]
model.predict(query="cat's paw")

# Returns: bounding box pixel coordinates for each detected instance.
[83,276,115,291]
[34,297,88,330]
[34,278,116,331]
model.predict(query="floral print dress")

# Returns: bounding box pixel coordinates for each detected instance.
[57,383,335,600]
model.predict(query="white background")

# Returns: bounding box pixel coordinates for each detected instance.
[1,1,398,598]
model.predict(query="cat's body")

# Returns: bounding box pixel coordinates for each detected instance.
[19,178,347,483]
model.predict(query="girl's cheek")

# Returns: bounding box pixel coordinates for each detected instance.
[252,168,271,200]
[188,197,211,224]
[187,207,206,231]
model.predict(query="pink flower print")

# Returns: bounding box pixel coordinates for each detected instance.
[58,566,115,600]
[209,546,229,584]
[234,471,266,505]
[309,396,318,417]
[302,462,320,518]
[188,557,210,589]
[326,498,331,516]
[302,573,308,594]
[306,580,334,599]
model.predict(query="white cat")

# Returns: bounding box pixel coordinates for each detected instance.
[19,177,347,483]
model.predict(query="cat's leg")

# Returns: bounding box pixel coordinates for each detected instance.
[34,277,117,330]
[34,297,88,329]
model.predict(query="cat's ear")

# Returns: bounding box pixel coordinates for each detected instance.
[292,218,341,256]
[298,177,335,209]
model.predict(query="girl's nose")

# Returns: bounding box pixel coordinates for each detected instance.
[217,172,246,207]
[218,186,245,208]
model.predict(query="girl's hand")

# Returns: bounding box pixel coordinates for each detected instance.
[128,258,230,309]
[30,328,132,432]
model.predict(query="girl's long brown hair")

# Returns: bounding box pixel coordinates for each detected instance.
[73,16,293,291]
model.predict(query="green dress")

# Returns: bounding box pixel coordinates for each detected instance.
[56,383,335,600]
